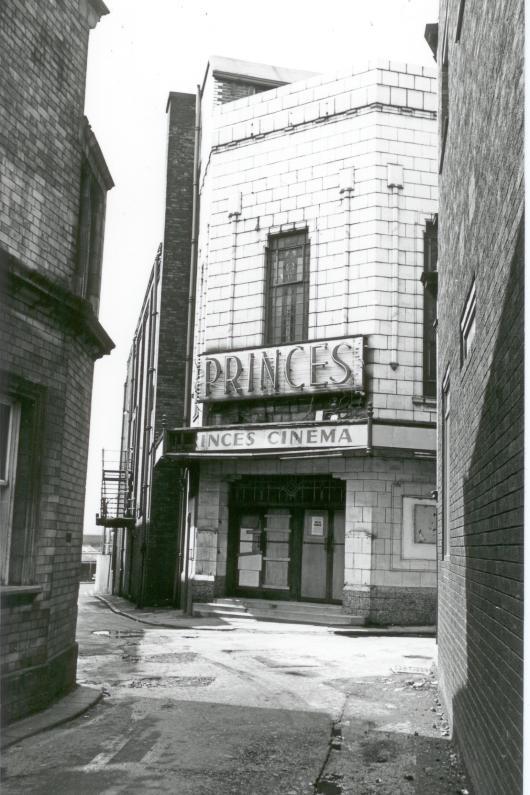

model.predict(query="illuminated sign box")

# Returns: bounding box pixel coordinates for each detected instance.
[196,422,368,453]
[198,336,364,402]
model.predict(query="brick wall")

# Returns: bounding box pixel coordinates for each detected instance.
[0,0,111,723]
[155,92,196,432]
[115,93,195,607]
[436,0,524,792]
[0,1,90,285]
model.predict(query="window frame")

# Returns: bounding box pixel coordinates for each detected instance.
[0,396,21,584]
[460,279,476,365]
[439,28,450,173]
[264,229,310,346]
[422,216,438,398]
[455,0,466,42]
[0,375,44,587]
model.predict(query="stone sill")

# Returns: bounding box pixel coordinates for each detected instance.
[0,585,42,604]
[412,396,437,408]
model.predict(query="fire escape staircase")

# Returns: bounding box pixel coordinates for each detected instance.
[96,450,136,529]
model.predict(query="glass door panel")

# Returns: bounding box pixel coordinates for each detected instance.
[262,509,291,589]
[237,514,262,589]
[332,510,345,601]
[301,510,328,599]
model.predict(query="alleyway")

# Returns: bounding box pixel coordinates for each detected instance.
[2,587,472,794]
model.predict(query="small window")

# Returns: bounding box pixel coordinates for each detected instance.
[0,401,12,484]
[460,280,476,364]
[422,217,438,397]
[75,157,106,314]
[0,397,21,584]
[441,375,451,559]
[74,119,113,316]
[439,30,449,173]
[455,0,466,42]
[266,231,309,345]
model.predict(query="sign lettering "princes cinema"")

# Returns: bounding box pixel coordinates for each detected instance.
[198,336,364,402]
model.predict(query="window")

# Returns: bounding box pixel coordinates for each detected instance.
[422,216,438,397]
[74,118,113,316]
[439,30,449,172]
[0,381,42,586]
[455,0,466,42]
[0,397,21,584]
[441,375,451,559]
[460,279,476,364]
[266,231,309,345]
[75,156,106,314]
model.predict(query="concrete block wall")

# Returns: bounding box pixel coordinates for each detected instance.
[436,1,524,793]
[193,61,437,428]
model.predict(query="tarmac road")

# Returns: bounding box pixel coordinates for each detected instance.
[2,586,439,794]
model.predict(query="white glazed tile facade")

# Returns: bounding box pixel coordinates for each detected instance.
[186,59,438,623]
[192,61,438,427]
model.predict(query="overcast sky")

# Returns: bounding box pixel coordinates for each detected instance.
[83,0,438,533]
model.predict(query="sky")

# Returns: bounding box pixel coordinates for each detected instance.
[82,0,438,533]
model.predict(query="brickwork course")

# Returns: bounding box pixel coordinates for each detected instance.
[435,1,524,793]
[0,0,113,723]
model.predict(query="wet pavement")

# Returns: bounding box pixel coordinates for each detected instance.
[2,586,472,794]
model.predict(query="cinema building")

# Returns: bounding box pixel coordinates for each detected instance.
[109,57,439,625]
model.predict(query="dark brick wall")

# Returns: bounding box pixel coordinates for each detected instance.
[0,1,110,723]
[436,1,523,792]
[191,579,215,603]
[155,92,195,433]
[0,1,90,285]
[140,465,183,606]
[117,93,195,608]
[343,587,436,626]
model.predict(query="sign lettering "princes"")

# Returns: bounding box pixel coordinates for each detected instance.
[198,337,363,402]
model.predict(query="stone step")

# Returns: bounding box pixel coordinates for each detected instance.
[214,598,342,613]
[192,599,364,627]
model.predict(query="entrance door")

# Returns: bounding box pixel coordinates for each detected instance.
[300,509,344,602]
[235,509,292,594]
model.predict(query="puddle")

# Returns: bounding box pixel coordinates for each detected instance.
[128,676,215,689]
[403,654,433,660]
[121,652,198,664]
[254,655,319,669]
[92,630,144,638]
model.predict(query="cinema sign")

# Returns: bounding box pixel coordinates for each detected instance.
[196,422,368,453]
[198,336,364,402]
